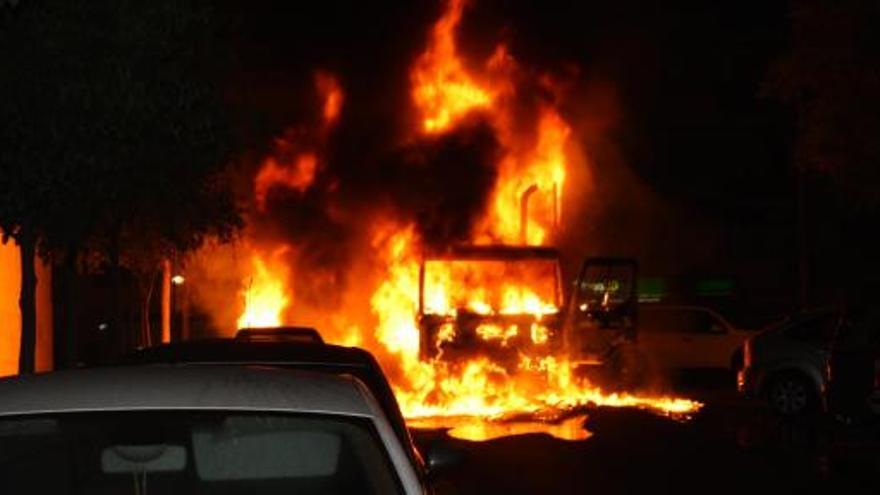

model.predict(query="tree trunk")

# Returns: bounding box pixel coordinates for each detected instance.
[17,229,37,375]
[797,163,809,309]
[54,244,79,370]
[140,270,156,348]
[108,224,126,357]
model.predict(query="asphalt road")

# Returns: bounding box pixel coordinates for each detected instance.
[412,378,880,495]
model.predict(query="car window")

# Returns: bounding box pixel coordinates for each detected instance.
[0,411,404,495]
[640,309,720,334]
[836,309,880,351]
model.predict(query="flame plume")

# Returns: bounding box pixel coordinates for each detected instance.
[412,0,493,134]
[237,250,291,329]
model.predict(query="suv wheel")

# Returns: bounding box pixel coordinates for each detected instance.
[767,372,815,416]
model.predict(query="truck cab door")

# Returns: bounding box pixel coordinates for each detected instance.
[565,258,637,364]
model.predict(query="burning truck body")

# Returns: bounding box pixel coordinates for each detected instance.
[417,245,565,366]
[417,246,639,376]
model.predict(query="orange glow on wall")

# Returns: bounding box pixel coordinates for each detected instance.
[1,241,53,376]
[0,242,21,376]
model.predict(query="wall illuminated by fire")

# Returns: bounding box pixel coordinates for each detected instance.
[0,242,54,376]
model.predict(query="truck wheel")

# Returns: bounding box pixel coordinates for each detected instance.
[766,372,817,416]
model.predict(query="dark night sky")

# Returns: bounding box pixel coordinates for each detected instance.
[220,0,793,206]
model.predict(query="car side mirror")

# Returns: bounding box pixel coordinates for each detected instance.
[425,440,465,479]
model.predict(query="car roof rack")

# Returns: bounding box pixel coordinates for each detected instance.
[234,326,324,344]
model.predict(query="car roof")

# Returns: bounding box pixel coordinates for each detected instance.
[235,326,324,343]
[641,304,715,312]
[123,339,379,368]
[0,366,378,418]
[640,304,728,318]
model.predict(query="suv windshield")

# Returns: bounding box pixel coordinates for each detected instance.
[0,411,402,495]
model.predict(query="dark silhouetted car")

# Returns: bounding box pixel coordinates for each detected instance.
[738,308,841,415]
[828,308,880,422]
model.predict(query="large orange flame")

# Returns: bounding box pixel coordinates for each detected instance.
[412,0,569,245]
[411,0,493,133]
[237,250,291,329]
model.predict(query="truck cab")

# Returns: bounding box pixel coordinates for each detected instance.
[417,245,564,369]
[416,246,638,373]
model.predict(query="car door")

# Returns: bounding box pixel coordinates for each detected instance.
[638,307,733,369]
[566,258,637,362]
[667,308,715,368]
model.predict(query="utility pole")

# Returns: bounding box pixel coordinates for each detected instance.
[797,164,809,310]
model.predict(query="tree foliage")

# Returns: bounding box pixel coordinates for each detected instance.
[765,0,880,206]
[2,0,242,254]
[0,0,243,367]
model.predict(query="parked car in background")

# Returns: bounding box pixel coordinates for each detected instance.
[0,366,427,494]
[738,308,841,415]
[637,305,751,371]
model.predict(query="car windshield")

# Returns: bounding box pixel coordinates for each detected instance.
[782,311,841,343]
[0,411,403,495]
